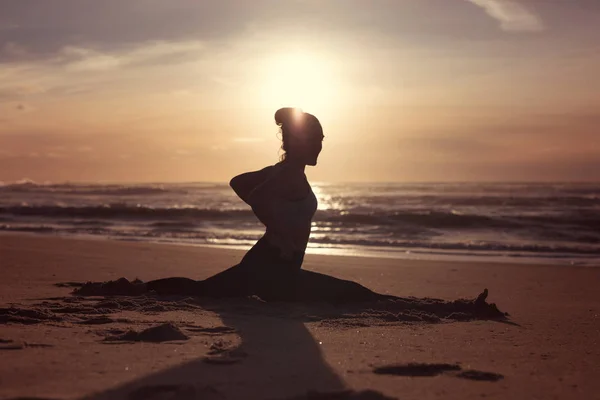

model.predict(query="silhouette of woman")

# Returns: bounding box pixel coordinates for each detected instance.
[72,108,505,319]
[146,108,390,303]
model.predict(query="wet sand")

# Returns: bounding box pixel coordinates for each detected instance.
[0,233,599,399]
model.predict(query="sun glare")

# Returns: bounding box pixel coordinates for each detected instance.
[259,52,339,115]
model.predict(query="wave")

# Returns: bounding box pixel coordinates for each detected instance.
[308,236,600,256]
[0,204,255,220]
[2,204,599,232]
[0,182,187,196]
[319,210,530,230]
[2,223,598,257]
[346,195,600,209]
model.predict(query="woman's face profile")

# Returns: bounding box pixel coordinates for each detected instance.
[291,129,323,166]
[306,131,324,166]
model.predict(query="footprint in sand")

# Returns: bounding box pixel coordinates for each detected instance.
[373,362,503,382]
[0,339,24,350]
[373,363,461,377]
[0,339,54,350]
[281,390,397,400]
[127,384,197,400]
[456,370,504,382]
[4,397,64,400]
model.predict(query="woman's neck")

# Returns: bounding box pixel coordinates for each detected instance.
[280,158,306,173]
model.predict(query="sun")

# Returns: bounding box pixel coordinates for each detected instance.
[259,52,339,115]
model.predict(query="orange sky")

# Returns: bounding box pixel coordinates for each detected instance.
[1,0,599,183]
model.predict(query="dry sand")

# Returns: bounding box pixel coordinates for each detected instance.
[0,233,598,400]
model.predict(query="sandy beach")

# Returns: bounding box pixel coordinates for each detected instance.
[1,233,599,400]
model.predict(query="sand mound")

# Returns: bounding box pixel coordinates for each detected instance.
[103,323,189,343]
[73,278,146,296]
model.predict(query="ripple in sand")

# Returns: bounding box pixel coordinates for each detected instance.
[54,282,85,288]
[0,307,63,325]
[76,315,130,325]
[184,325,237,335]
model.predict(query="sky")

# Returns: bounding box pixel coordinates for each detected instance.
[0,0,599,183]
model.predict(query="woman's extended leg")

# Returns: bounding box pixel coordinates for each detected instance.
[145,262,254,297]
[145,277,200,295]
[196,262,253,297]
[292,269,392,303]
[146,234,394,303]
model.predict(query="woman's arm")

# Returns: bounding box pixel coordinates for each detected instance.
[230,164,306,228]
[246,170,286,208]
[229,166,273,204]
[230,166,284,228]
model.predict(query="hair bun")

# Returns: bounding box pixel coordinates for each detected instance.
[274,107,301,126]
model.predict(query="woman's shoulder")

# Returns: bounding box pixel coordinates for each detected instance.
[241,165,276,179]
[272,165,311,200]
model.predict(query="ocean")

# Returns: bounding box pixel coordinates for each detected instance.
[1,180,599,266]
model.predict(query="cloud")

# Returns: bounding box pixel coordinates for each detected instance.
[0,22,19,30]
[46,152,64,159]
[61,47,121,72]
[0,83,46,100]
[232,137,265,143]
[468,0,544,32]
[0,1,255,64]
[61,40,205,72]
[2,42,29,60]
[7,103,34,112]
[0,0,527,67]
[210,145,228,152]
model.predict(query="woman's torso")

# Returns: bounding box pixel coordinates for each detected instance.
[262,163,318,256]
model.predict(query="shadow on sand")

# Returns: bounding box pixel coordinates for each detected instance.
[2,275,508,400]
[55,275,507,400]
[83,305,393,400]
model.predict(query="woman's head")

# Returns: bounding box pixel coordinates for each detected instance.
[275,107,324,166]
